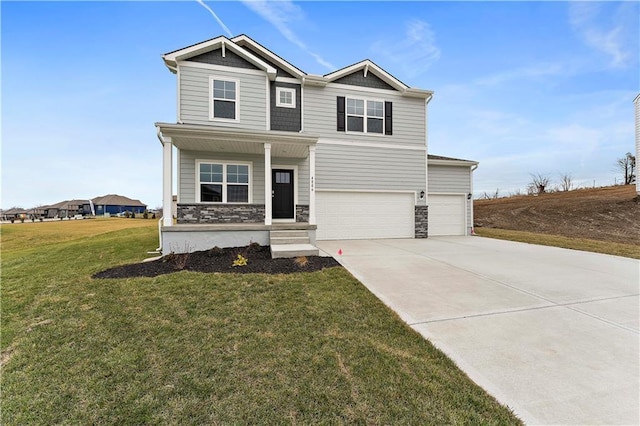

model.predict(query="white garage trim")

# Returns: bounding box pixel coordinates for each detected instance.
[428,193,467,236]
[316,190,415,240]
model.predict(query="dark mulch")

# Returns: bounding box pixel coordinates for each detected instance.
[93,244,341,279]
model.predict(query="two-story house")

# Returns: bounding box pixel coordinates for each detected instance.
[155,35,478,257]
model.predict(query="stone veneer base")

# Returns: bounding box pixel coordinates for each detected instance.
[415,205,428,238]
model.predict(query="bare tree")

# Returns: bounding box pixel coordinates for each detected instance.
[558,173,573,192]
[528,173,551,195]
[615,153,636,185]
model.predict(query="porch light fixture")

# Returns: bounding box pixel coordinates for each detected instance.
[467,193,472,200]
[419,190,425,200]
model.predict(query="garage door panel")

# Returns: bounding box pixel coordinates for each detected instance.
[429,194,466,236]
[316,191,414,240]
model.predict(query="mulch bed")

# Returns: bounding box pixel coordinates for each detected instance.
[92,244,341,279]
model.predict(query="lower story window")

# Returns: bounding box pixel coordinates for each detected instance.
[198,162,250,203]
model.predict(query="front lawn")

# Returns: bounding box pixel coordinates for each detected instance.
[1,219,521,424]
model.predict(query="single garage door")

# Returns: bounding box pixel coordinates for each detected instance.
[316,191,414,240]
[428,194,466,236]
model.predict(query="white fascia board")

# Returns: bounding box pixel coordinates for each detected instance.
[404,87,435,99]
[324,60,408,92]
[428,159,479,167]
[302,74,327,87]
[162,37,277,80]
[231,34,306,79]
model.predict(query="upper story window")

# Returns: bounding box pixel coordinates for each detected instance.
[337,96,392,135]
[346,98,383,133]
[276,87,296,108]
[198,161,250,203]
[210,77,239,121]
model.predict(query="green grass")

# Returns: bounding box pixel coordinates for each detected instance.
[476,227,640,259]
[2,220,521,424]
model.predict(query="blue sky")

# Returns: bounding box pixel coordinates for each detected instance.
[2,1,638,209]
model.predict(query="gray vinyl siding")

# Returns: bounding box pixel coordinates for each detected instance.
[179,65,267,129]
[428,164,473,230]
[179,150,309,205]
[316,143,426,205]
[304,85,426,147]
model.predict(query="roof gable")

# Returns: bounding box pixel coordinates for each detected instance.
[187,48,260,71]
[324,60,408,92]
[332,69,396,91]
[231,34,306,79]
[162,36,277,79]
[92,194,146,207]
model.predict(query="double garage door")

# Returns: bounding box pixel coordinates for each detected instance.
[315,191,467,240]
[316,191,414,240]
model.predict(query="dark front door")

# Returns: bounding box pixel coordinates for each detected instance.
[272,169,294,219]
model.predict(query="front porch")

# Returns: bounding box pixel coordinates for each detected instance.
[161,222,318,257]
[156,123,320,257]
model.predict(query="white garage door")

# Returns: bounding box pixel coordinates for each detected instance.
[428,194,466,236]
[316,191,414,240]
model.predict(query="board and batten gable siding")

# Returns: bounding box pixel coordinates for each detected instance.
[428,164,473,231]
[179,150,309,205]
[304,85,426,147]
[179,64,267,129]
[270,82,302,132]
[315,143,427,205]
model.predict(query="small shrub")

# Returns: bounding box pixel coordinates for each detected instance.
[143,211,148,219]
[294,256,308,267]
[208,246,225,257]
[232,254,248,267]
[163,252,189,270]
[247,242,261,253]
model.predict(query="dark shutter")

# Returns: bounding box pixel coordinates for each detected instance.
[337,96,346,132]
[384,101,393,135]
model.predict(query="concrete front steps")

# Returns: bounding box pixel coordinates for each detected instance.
[270,229,319,258]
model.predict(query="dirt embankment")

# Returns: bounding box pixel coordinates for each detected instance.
[474,185,640,245]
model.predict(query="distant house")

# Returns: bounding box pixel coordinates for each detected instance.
[44,200,88,218]
[26,206,46,219]
[635,93,639,195]
[2,208,27,221]
[86,194,147,216]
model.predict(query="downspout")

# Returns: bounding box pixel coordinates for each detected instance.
[470,164,478,235]
[156,128,167,253]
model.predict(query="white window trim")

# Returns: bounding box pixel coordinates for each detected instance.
[276,87,296,108]
[209,76,240,122]
[345,96,385,134]
[196,160,252,203]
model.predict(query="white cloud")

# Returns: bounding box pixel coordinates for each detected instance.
[370,19,440,78]
[196,0,233,37]
[568,2,633,68]
[240,0,334,70]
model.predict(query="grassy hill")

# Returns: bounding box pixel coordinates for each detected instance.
[474,185,639,246]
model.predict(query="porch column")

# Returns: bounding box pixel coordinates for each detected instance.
[264,143,272,225]
[309,145,316,225]
[162,137,173,227]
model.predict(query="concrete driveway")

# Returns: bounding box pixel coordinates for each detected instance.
[316,237,639,425]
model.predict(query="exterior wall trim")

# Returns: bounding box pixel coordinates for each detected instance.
[318,138,426,152]
[178,60,267,77]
